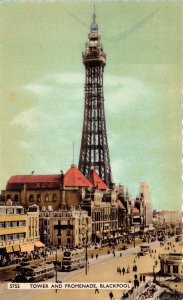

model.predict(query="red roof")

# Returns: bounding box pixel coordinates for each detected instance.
[6,166,94,190]
[64,165,92,188]
[6,174,62,190]
[87,169,109,190]
[131,207,140,214]
[117,200,125,210]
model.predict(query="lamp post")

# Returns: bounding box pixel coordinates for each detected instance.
[82,222,88,276]
[133,226,136,248]
[55,246,58,293]
[148,225,150,244]
[85,228,88,275]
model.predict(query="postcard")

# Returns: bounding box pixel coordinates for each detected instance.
[0,1,182,300]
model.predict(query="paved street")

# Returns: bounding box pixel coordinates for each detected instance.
[0,238,182,300]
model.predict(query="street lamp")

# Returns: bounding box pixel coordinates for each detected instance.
[55,246,58,293]
[133,226,136,248]
[85,229,88,275]
[148,225,150,244]
[82,223,88,275]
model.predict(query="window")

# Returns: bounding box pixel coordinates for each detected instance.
[14,194,19,202]
[52,194,57,202]
[45,194,49,202]
[173,265,178,274]
[29,195,34,202]
[67,238,71,245]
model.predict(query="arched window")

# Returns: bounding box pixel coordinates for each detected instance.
[29,195,34,202]
[14,194,19,202]
[52,194,57,202]
[37,194,41,202]
[45,194,49,202]
[67,238,71,245]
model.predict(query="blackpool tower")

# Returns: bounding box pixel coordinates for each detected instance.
[78,11,112,188]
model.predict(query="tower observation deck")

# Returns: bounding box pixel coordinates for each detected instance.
[78,12,112,188]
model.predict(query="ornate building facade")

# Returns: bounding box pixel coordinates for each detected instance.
[39,208,92,248]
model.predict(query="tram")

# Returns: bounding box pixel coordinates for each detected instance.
[13,262,55,282]
[62,249,85,271]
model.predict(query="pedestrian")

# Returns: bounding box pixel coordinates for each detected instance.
[122,267,125,275]
[96,254,98,259]
[120,252,122,257]
[109,291,114,299]
[134,279,138,289]
[113,252,115,257]
[127,265,130,273]
[143,275,146,282]
[91,254,93,259]
[119,268,121,275]
[95,288,99,294]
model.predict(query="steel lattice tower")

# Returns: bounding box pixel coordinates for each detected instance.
[78,12,112,187]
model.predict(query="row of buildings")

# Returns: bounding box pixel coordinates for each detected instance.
[0,164,153,250]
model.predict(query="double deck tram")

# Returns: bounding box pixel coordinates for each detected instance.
[13,262,55,282]
[62,249,85,271]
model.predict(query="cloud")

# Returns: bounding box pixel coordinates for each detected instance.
[47,73,84,85]
[24,84,53,96]
[105,75,155,112]
[10,107,53,131]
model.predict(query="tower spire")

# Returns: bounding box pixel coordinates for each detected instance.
[90,5,98,32]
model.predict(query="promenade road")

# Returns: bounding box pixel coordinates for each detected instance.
[0,238,182,300]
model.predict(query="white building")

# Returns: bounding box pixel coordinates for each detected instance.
[139,181,153,226]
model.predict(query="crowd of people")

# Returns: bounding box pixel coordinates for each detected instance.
[0,246,53,267]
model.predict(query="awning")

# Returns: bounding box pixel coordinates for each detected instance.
[34,241,45,248]
[6,246,13,253]
[13,245,20,252]
[20,243,34,252]
[96,232,103,239]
